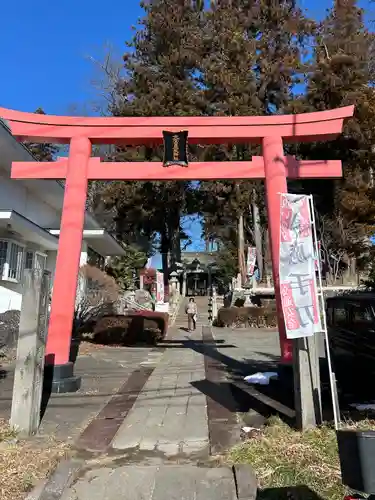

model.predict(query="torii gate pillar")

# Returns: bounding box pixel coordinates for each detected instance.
[263,136,292,361]
[45,137,91,391]
[0,105,354,392]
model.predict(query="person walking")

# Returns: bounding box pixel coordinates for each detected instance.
[186,297,198,331]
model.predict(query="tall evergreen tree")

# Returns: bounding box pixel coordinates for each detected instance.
[296,0,375,263]
[25,108,59,161]
[198,0,313,277]
[105,0,204,277]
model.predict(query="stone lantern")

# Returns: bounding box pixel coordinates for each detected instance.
[169,271,178,293]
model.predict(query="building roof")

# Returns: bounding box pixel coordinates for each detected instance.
[0,210,58,250]
[182,251,218,271]
[49,228,124,256]
[326,292,375,303]
[0,118,125,257]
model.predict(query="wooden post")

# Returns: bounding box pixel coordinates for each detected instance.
[212,287,218,320]
[10,269,51,436]
[293,336,322,430]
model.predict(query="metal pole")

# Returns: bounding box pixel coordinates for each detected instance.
[308,195,340,430]
[208,292,213,325]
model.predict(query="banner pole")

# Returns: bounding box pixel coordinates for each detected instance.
[308,195,341,430]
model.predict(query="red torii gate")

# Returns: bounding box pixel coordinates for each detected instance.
[0,106,354,392]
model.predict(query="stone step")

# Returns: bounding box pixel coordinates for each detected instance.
[60,464,257,500]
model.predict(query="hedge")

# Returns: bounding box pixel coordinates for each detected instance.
[90,311,169,345]
[216,306,277,328]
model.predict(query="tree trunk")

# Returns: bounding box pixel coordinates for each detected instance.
[238,213,246,286]
[168,211,181,267]
[160,229,169,290]
[252,190,263,281]
[264,229,272,285]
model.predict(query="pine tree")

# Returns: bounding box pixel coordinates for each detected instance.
[296,0,375,265]
[106,0,204,277]
[25,108,59,161]
[198,0,313,277]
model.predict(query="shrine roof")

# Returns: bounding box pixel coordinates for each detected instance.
[182,251,218,268]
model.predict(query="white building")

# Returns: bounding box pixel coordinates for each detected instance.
[0,118,125,313]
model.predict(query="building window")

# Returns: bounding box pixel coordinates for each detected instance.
[25,251,34,269]
[0,241,7,276]
[34,252,47,271]
[87,247,105,270]
[25,250,47,271]
[0,241,48,282]
[0,239,25,282]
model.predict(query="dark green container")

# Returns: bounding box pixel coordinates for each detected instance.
[337,429,375,494]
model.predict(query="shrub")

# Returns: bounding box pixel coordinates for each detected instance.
[129,311,169,336]
[216,306,277,328]
[233,297,246,307]
[74,265,120,337]
[261,298,277,310]
[0,309,20,350]
[91,311,168,346]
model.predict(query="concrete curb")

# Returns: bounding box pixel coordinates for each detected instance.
[26,459,83,500]
[232,464,258,499]
[24,478,47,500]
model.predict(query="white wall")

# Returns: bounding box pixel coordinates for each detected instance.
[0,231,52,313]
[80,242,88,266]
[0,123,64,228]
[0,282,22,312]
[46,250,57,283]
[0,123,112,315]
[0,243,90,314]
[0,168,61,228]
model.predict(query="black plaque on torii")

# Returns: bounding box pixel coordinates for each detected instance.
[162,130,189,167]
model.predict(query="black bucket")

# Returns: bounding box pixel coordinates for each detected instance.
[337,429,375,494]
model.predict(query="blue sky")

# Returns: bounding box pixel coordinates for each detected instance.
[0,0,347,114]
[0,0,373,265]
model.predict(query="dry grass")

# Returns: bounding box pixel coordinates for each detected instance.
[78,340,107,356]
[0,418,70,500]
[228,416,375,500]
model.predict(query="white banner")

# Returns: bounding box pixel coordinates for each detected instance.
[279,194,321,339]
[246,247,257,276]
[156,271,164,303]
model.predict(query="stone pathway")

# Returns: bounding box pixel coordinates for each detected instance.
[22,298,270,499]
[0,345,155,441]
[46,298,258,500]
[111,325,209,456]
[60,465,243,500]
[103,298,211,456]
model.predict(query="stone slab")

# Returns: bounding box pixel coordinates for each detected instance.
[60,465,239,500]
[182,439,209,455]
[64,466,159,500]
[232,464,258,500]
[196,467,237,500]
[111,324,209,456]
[39,459,83,500]
[151,466,202,500]
[25,479,47,500]
[111,406,150,449]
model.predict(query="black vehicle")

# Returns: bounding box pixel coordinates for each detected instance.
[326,293,375,396]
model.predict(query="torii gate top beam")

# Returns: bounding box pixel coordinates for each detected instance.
[0,105,354,145]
